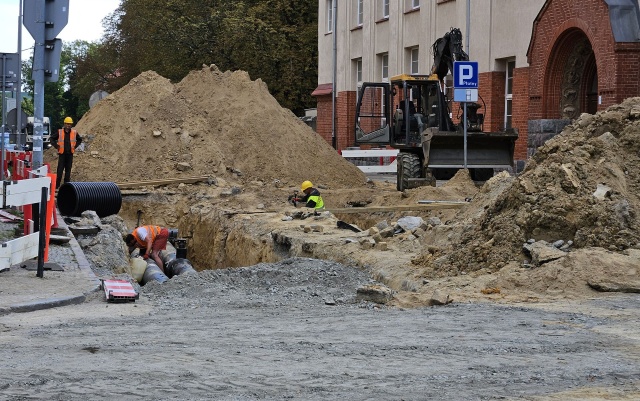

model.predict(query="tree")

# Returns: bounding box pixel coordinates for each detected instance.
[91,0,318,116]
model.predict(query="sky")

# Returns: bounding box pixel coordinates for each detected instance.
[0,0,121,56]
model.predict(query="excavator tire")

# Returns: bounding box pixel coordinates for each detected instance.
[397,152,421,191]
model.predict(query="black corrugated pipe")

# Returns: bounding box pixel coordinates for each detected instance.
[57,182,122,217]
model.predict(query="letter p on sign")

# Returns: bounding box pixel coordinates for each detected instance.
[453,61,478,89]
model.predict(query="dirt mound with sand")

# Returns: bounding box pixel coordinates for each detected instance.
[46,66,367,189]
[416,97,640,280]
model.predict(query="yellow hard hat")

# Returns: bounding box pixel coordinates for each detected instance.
[64,117,73,124]
[301,180,313,191]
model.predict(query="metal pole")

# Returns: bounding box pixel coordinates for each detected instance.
[36,186,47,278]
[463,102,468,169]
[17,0,23,150]
[464,0,470,170]
[331,0,338,149]
[32,0,45,171]
[466,0,471,57]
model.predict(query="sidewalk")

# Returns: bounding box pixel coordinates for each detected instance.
[0,208,101,315]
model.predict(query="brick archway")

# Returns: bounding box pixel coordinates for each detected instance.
[543,28,596,119]
[527,0,640,120]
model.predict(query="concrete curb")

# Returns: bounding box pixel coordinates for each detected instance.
[0,208,102,316]
[6,294,88,314]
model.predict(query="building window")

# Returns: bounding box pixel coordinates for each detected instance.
[410,47,419,74]
[505,60,515,130]
[354,58,364,109]
[327,0,334,33]
[382,0,389,18]
[357,0,364,26]
[404,0,420,12]
[381,53,389,81]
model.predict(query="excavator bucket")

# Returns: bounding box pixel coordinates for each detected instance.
[425,129,518,169]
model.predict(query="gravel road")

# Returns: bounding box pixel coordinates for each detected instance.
[1,258,639,400]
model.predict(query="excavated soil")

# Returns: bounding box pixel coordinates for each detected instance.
[45,67,640,307]
[48,66,366,189]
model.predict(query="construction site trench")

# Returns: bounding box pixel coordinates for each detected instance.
[42,65,640,306]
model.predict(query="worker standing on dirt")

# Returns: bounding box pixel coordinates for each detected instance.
[50,116,83,189]
[300,180,324,211]
[125,225,170,272]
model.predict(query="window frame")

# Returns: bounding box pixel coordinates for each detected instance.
[410,47,419,75]
[357,0,364,26]
[382,0,390,18]
[381,53,389,82]
[504,60,515,130]
[327,0,334,33]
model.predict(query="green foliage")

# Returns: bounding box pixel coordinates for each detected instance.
[26,0,319,120]
[81,0,319,116]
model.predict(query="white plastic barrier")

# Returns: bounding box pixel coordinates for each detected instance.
[341,149,399,173]
[0,168,51,271]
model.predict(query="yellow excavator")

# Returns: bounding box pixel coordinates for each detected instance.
[355,28,518,190]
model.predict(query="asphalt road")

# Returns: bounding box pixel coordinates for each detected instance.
[1,259,639,400]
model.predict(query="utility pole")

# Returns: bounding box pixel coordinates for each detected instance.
[17,0,24,150]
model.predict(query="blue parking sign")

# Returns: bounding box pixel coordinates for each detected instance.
[454,61,478,88]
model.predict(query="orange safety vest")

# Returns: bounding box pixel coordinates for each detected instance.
[57,129,78,154]
[132,225,162,248]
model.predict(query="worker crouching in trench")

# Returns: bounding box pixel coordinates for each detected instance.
[125,225,170,272]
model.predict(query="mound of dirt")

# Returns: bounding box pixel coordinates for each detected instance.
[421,97,640,277]
[46,66,367,189]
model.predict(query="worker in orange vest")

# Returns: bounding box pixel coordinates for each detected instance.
[125,225,170,272]
[50,116,83,189]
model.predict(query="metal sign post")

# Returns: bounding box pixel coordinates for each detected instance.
[453,61,479,170]
[23,0,69,170]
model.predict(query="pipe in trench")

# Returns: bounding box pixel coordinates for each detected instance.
[159,243,197,278]
[138,243,196,285]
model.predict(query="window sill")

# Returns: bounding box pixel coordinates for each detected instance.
[375,17,389,24]
[350,25,363,32]
[324,31,333,36]
[404,7,420,15]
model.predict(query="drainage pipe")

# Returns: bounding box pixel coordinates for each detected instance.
[159,243,197,279]
[140,259,169,285]
[57,182,122,217]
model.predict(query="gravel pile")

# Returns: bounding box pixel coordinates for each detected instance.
[140,257,382,310]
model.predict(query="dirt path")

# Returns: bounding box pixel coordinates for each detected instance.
[1,259,639,400]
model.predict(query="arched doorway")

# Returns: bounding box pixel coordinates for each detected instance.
[544,29,597,120]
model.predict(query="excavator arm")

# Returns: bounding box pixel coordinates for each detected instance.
[430,28,469,82]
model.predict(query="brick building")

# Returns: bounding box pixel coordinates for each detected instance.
[313,0,640,171]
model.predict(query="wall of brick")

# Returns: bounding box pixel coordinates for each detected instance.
[528,0,640,118]
[315,94,333,146]
[336,91,357,151]
[479,71,505,133]
[512,67,530,163]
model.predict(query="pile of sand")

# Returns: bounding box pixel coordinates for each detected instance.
[47,66,366,189]
[421,97,640,276]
